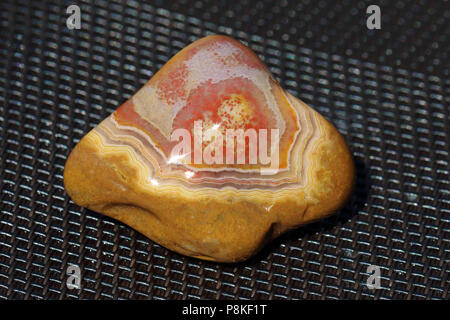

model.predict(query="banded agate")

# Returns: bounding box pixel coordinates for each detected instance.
[64,35,355,262]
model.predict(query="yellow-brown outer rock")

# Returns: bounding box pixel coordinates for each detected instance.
[64,35,355,262]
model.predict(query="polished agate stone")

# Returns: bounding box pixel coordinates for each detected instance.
[64,35,355,262]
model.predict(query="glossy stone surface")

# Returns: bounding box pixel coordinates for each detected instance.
[64,35,355,262]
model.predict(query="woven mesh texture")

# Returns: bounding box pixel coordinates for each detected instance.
[0,0,449,299]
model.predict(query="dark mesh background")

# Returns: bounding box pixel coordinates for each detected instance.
[0,0,449,299]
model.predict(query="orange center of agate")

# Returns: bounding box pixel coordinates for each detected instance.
[171,78,278,169]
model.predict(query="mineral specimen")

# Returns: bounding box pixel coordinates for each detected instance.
[64,35,355,262]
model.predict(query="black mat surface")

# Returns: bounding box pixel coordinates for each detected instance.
[0,0,449,299]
